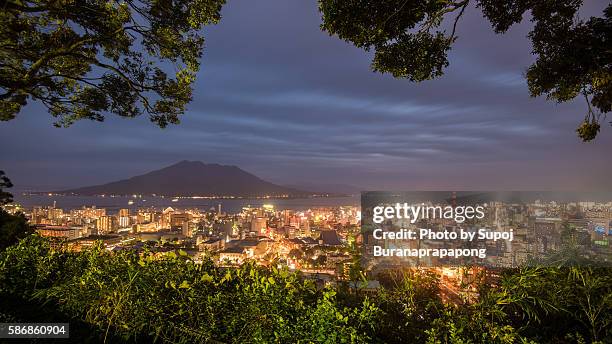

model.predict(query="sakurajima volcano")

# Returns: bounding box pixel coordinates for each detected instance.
[57,161,312,198]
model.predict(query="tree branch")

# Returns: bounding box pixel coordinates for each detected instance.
[449,0,469,42]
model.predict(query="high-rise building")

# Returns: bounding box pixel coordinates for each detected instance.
[97,216,118,234]
[251,217,267,235]
[118,216,130,228]
[48,207,63,221]
[170,213,190,230]
[182,222,194,238]
[300,220,311,237]
[161,207,175,228]
[137,210,154,224]
[32,206,44,224]
[282,210,293,226]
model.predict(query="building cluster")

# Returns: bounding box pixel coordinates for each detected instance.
[8,198,611,299]
[365,200,612,269]
[20,202,362,278]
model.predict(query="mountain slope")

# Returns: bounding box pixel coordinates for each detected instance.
[59,161,310,197]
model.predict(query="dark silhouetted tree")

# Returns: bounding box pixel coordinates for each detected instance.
[1,0,225,127]
[319,0,611,141]
[0,170,13,205]
[0,171,32,250]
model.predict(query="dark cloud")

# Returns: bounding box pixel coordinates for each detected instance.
[1,0,611,191]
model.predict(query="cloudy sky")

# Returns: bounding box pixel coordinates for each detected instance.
[1,0,610,191]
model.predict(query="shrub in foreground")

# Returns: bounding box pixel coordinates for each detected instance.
[0,236,610,343]
[0,236,378,343]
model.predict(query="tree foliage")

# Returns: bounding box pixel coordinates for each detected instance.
[0,237,378,343]
[0,171,32,250]
[0,170,13,205]
[0,0,225,127]
[0,209,31,251]
[0,235,610,343]
[319,0,612,141]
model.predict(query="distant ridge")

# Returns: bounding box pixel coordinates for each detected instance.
[283,183,360,195]
[57,161,312,197]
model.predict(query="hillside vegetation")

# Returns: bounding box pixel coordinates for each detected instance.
[0,236,610,343]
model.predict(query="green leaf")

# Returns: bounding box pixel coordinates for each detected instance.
[200,273,214,283]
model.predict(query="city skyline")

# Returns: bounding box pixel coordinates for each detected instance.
[12,196,612,269]
[1,0,611,191]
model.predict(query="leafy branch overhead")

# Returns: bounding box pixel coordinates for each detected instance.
[0,170,13,205]
[319,0,612,141]
[1,1,610,141]
[0,0,225,128]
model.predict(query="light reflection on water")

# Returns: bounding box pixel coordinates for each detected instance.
[13,194,360,214]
